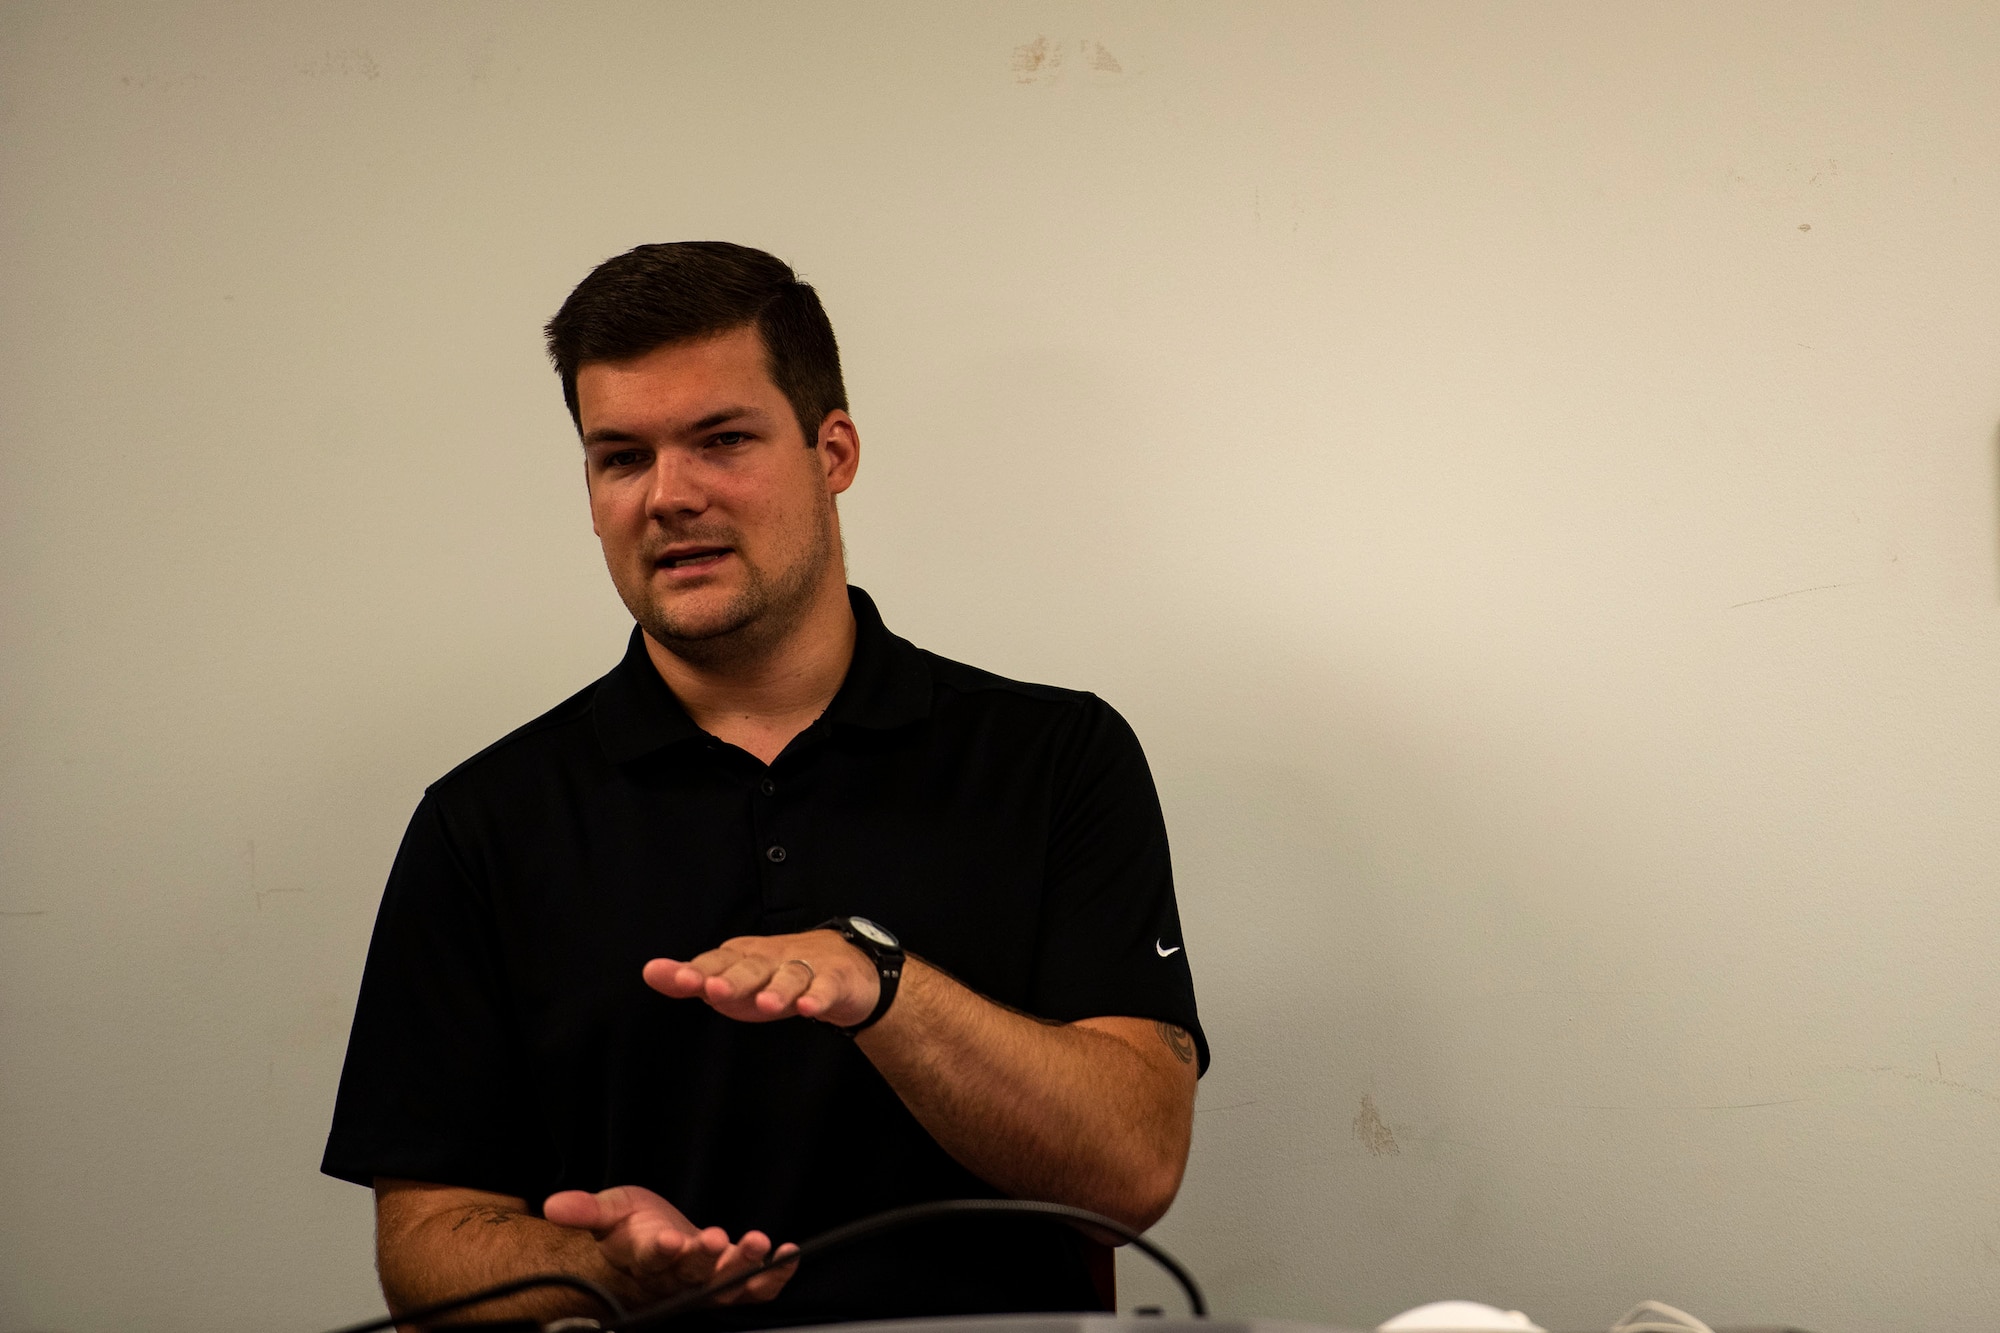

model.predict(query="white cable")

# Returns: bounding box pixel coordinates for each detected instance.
[1609,1300,1717,1333]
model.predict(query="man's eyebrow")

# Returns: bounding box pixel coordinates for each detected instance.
[687,405,766,432]
[581,407,769,448]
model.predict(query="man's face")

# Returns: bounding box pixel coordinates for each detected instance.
[576,325,857,661]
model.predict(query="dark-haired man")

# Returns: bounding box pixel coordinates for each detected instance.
[323,243,1206,1329]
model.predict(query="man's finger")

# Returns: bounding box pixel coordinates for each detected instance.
[793,958,868,1022]
[610,1217,718,1283]
[790,964,833,1019]
[642,957,713,998]
[753,959,816,1017]
[707,1231,785,1305]
[687,945,748,974]
[644,950,746,997]
[703,1230,771,1304]
[738,1243,801,1303]
[665,1226,732,1289]
[623,1218,697,1274]
[705,950,781,1004]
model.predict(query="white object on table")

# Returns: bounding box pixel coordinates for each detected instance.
[1377,1301,1547,1332]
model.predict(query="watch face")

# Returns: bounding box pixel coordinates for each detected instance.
[849,916,899,949]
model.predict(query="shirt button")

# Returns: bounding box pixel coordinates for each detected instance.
[766,845,787,863]
[760,778,776,796]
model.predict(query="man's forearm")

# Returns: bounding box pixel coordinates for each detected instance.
[853,957,1196,1231]
[374,1183,636,1325]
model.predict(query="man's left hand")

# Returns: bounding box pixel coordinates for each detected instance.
[643,930,878,1026]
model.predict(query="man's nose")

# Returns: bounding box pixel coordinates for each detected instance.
[644,451,707,516]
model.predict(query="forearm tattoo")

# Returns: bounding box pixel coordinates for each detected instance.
[449,1205,521,1232]
[1155,1021,1196,1065]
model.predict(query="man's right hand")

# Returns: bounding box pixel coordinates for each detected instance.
[373,1177,798,1324]
[543,1184,799,1305]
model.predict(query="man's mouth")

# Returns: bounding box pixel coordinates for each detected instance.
[656,546,732,570]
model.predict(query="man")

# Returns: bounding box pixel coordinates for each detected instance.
[322,242,1207,1329]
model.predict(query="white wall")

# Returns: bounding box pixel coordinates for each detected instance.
[4,4,1998,1330]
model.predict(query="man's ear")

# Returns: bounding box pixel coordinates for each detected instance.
[815,411,860,496]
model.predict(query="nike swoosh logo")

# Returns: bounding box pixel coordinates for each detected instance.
[1156,940,1182,957]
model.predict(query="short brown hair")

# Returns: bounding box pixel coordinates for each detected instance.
[543,241,847,445]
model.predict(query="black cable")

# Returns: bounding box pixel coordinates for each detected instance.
[609,1198,1206,1330]
[320,1271,625,1333]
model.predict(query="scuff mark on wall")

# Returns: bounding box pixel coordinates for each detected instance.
[247,838,304,910]
[1011,36,1060,84]
[1728,581,1858,609]
[1855,1063,2000,1108]
[1354,1093,1400,1156]
[1010,37,1126,86]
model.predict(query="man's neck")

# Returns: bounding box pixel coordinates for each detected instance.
[642,584,858,767]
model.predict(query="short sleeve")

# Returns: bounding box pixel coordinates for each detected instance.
[1028,698,1208,1074]
[320,792,556,1197]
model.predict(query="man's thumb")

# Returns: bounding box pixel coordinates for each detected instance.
[543,1188,615,1232]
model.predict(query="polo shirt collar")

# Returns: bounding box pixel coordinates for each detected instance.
[593,585,931,764]
[824,586,932,732]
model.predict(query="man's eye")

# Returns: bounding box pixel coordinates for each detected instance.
[708,432,751,448]
[600,450,645,468]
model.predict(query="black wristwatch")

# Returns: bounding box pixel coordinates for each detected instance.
[815,916,904,1035]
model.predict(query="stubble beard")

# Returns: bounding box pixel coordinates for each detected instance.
[623,505,841,671]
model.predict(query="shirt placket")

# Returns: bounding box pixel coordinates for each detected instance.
[750,725,825,929]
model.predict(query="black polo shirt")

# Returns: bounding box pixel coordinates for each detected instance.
[322,587,1205,1326]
